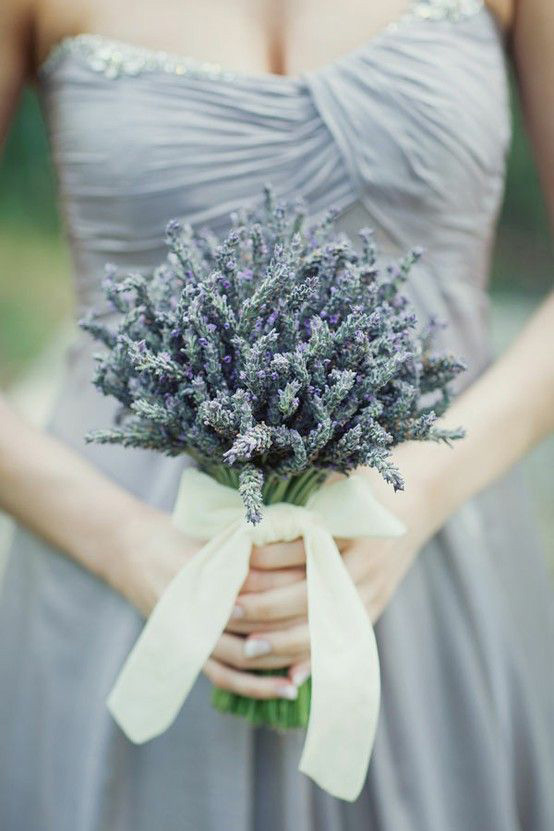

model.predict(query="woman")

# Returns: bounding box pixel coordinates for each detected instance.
[0,0,552,827]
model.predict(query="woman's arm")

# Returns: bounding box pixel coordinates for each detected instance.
[420,0,554,519]
[0,3,154,604]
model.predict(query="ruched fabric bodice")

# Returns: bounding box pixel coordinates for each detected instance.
[38,1,509,315]
[3,4,553,831]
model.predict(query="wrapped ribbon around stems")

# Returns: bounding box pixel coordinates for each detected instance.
[107,468,405,801]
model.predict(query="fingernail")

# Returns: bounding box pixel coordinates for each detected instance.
[231,604,244,619]
[243,638,272,658]
[291,667,311,686]
[278,684,298,700]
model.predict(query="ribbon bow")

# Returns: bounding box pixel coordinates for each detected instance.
[107,468,404,801]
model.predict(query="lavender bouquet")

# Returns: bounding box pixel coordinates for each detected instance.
[82,187,464,729]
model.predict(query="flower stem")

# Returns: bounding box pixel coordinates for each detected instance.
[207,465,325,729]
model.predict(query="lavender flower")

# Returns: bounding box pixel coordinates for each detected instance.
[81,186,465,523]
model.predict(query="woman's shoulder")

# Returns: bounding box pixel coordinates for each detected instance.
[0,0,37,88]
[486,0,516,34]
[1,0,34,39]
[28,0,89,75]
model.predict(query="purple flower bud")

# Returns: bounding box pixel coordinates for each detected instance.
[223,355,232,364]
[165,218,182,237]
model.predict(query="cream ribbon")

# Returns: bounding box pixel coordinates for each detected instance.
[107,468,404,801]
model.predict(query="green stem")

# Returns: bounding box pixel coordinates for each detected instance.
[204,464,326,729]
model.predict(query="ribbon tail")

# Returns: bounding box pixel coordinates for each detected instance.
[299,524,380,802]
[107,521,251,743]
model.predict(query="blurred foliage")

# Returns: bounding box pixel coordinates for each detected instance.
[493,76,552,294]
[0,76,552,384]
[0,89,59,232]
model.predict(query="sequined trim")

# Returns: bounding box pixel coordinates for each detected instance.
[40,34,238,81]
[409,0,483,23]
[39,0,484,81]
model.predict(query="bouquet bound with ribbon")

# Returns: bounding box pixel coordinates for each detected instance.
[81,187,464,800]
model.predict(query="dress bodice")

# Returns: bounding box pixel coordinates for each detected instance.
[38,0,510,385]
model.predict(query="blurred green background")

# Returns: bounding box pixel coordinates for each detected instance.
[0,81,552,559]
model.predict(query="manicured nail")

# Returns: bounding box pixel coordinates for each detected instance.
[291,667,311,687]
[278,684,298,700]
[243,638,272,658]
[231,604,244,619]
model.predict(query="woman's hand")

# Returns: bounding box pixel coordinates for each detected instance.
[115,506,312,700]
[208,461,437,699]
[204,539,310,700]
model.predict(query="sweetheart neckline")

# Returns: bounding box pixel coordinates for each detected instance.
[37,0,499,86]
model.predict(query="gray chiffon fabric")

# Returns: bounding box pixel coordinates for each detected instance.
[1,3,553,829]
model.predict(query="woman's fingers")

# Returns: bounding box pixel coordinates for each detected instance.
[244,624,310,660]
[203,658,298,701]
[250,538,305,570]
[233,578,307,623]
[212,630,308,670]
[225,614,306,635]
[240,565,305,594]
[287,659,312,688]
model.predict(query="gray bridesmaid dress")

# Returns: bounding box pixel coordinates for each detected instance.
[1,1,553,828]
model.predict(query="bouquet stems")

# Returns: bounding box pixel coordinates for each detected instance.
[204,465,326,729]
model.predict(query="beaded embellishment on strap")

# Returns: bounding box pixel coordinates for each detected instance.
[39,0,485,81]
